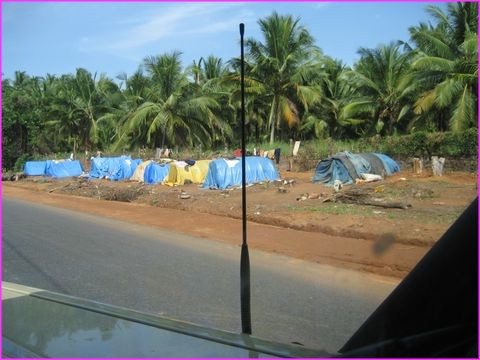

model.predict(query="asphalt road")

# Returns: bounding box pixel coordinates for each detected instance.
[2,197,398,354]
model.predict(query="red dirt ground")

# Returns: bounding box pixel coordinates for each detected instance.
[2,169,477,279]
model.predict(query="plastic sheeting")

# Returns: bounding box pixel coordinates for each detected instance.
[344,152,373,177]
[313,152,400,186]
[45,160,84,178]
[24,160,83,177]
[24,161,47,176]
[130,160,153,182]
[312,158,354,185]
[374,153,401,176]
[88,156,143,181]
[202,157,280,190]
[144,163,171,185]
[164,160,211,186]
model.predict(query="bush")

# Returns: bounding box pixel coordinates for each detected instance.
[377,129,477,158]
[14,153,32,172]
[457,128,478,156]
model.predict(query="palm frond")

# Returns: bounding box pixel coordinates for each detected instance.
[294,84,322,110]
[342,100,375,118]
[147,112,168,143]
[434,78,464,108]
[414,89,436,114]
[279,96,299,128]
[460,32,478,55]
[338,118,367,126]
[398,105,411,121]
[410,28,454,59]
[412,56,454,72]
[127,102,160,130]
[450,84,476,131]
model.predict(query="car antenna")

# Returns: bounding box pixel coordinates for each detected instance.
[239,22,252,335]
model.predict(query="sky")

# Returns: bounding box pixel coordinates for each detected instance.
[2,1,446,82]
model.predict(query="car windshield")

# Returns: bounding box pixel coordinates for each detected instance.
[2,1,478,357]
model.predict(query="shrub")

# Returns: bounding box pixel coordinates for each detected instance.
[14,153,32,172]
[378,129,477,158]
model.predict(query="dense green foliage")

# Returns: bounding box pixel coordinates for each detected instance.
[293,129,477,167]
[364,128,478,157]
[2,4,478,169]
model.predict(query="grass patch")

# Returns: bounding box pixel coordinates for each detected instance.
[387,206,462,225]
[383,185,438,200]
[426,212,461,224]
[289,203,374,216]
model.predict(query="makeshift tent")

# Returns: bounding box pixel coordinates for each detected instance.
[88,156,143,181]
[144,163,171,185]
[202,157,280,190]
[24,161,47,176]
[164,160,211,186]
[374,153,401,176]
[130,160,153,182]
[312,152,400,186]
[24,160,83,178]
[45,160,84,178]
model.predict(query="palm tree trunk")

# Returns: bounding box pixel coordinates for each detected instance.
[269,96,278,145]
[73,138,77,160]
[388,114,395,135]
[161,125,167,149]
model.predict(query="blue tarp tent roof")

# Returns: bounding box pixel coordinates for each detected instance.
[88,156,143,181]
[24,161,47,176]
[313,152,400,186]
[24,160,84,177]
[45,160,84,178]
[144,163,171,185]
[374,153,401,176]
[202,157,279,190]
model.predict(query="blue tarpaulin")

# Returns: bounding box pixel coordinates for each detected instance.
[24,161,47,176]
[202,157,279,190]
[144,163,171,185]
[313,158,354,185]
[313,152,400,186]
[88,156,143,180]
[374,153,401,176]
[45,160,84,178]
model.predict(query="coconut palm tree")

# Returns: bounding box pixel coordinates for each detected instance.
[223,57,270,145]
[246,12,323,144]
[408,3,478,131]
[45,69,119,152]
[124,51,221,149]
[189,55,234,147]
[201,55,228,82]
[342,43,414,136]
[101,69,152,152]
[301,57,355,139]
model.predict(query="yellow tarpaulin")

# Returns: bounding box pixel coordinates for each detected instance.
[130,160,153,182]
[164,160,211,186]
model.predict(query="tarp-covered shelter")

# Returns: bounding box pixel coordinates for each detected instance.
[202,157,280,190]
[144,163,171,185]
[45,160,84,178]
[24,161,47,176]
[24,160,84,178]
[164,160,211,186]
[312,152,400,186]
[130,160,153,182]
[88,156,143,181]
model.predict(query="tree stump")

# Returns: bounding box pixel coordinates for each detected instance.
[432,156,445,176]
[413,158,423,174]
